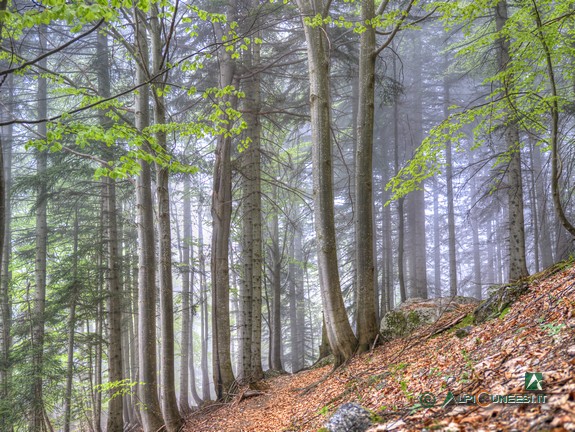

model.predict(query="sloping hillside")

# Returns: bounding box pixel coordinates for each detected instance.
[185,263,575,431]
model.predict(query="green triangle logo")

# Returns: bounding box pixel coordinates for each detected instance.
[442,391,455,407]
[525,372,544,391]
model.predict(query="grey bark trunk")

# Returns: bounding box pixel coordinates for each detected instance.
[239,15,264,381]
[134,8,165,431]
[443,60,457,296]
[354,0,378,352]
[269,198,283,371]
[63,211,79,432]
[409,32,428,299]
[296,0,358,366]
[0,72,12,432]
[495,0,529,281]
[31,25,48,432]
[198,201,211,401]
[210,19,237,398]
[150,4,183,428]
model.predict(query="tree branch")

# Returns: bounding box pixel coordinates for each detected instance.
[0,20,104,77]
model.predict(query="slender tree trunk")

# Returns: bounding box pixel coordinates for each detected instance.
[134,8,165,431]
[0,72,12,432]
[495,0,529,281]
[269,195,283,371]
[294,221,305,370]
[105,175,124,431]
[95,240,103,432]
[296,0,358,366]
[528,147,540,273]
[354,0,378,352]
[433,179,441,298]
[94,29,125,432]
[188,229,202,406]
[180,176,191,411]
[381,164,393,312]
[150,5,182,428]
[63,210,79,432]
[198,201,211,401]
[239,9,264,380]
[531,143,553,268]
[392,52,406,304]
[31,26,48,432]
[409,32,428,299]
[210,6,237,399]
[443,59,457,296]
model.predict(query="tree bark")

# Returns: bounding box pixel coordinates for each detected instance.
[211,17,236,399]
[409,31,428,299]
[198,198,211,401]
[31,25,48,432]
[443,57,457,296]
[0,71,12,432]
[150,4,183,428]
[495,0,529,281]
[269,194,283,371]
[296,0,358,366]
[134,8,165,431]
[239,9,264,381]
[354,0,378,352]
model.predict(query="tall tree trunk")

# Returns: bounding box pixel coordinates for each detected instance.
[0,71,12,432]
[296,0,358,366]
[433,179,442,298]
[134,8,165,431]
[239,8,264,380]
[269,194,283,371]
[150,5,182,429]
[211,23,237,401]
[198,200,211,401]
[409,31,428,299]
[530,140,553,268]
[188,220,202,406]
[64,210,79,432]
[443,57,457,296]
[392,52,406,304]
[95,234,103,432]
[381,152,393,311]
[354,0,378,352]
[180,176,191,411]
[495,0,529,281]
[31,25,48,432]
[105,175,124,431]
[95,30,125,432]
[294,222,306,369]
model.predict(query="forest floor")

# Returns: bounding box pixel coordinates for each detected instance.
[184,263,575,431]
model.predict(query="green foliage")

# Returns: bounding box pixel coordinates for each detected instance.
[95,379,139,404]
[388,0,575,200]
[498,306,511,319]
[540,322,565,337]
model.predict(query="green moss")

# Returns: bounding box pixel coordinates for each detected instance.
[444,313,474,335]
[369,410,384,423]
[499,306,511,319]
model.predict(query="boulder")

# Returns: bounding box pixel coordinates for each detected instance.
[380,296,480,339]
[324,403,372,432]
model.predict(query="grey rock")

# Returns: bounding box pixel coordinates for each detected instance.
[325,403,372,432]
[380,296,480,339]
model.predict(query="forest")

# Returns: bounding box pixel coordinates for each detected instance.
[0,0,574,431]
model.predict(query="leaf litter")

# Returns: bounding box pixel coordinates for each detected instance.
[185,263,575,431]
